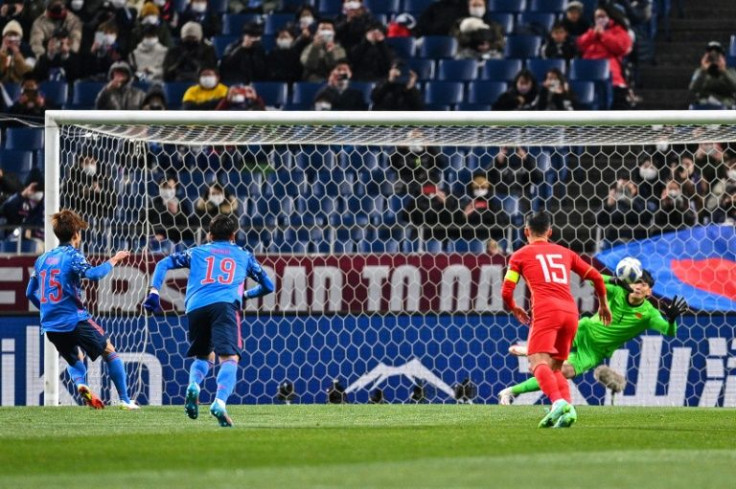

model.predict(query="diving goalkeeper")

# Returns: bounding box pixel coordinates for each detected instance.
[498,271,688,404]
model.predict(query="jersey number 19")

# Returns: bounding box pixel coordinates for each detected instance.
[201,256,237,285]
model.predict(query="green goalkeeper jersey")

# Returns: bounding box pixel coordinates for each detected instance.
[582,275,677,358]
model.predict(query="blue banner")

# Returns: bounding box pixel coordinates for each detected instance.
[1,314,734,407]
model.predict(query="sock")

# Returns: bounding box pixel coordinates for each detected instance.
[510,377,540,396]
[188,358,212,387]
[215,359,238,404]
[105,353,130,403]
[533,363,562,403]
[67,360,87,388]
[555,370,571,403]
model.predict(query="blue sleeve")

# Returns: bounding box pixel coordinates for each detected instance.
[25,273,41,309]
[244,255,275,299]
[151,251,191,290]
[70,251,113,281]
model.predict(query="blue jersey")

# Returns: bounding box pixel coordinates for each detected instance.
[26,244,114,333]
[151,241,274,313]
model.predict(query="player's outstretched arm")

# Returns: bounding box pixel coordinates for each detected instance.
[143,251,191,312]
[25,274,41,309]
[658,295,688,336]
[73,250,130,281]
[243,259,275,300]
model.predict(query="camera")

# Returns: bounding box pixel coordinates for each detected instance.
[706,52,720,77]
[337,73,349,81]
[393,63,410,84]
[5,4,17,16]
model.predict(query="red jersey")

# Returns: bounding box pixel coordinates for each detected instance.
[501,241,606,316]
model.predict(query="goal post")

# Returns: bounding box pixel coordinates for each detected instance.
[42,110,736,407]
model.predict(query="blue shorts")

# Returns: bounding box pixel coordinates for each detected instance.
[46,319,109,365]
[186,302,242,358]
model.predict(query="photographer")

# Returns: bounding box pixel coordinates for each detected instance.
[220,21,267,84]
[300,19,346,82]
[370,60,423,111]
[598,178,649,245]
[537,68,577,111]
[313,59,367,110]
[8,75,49,120]
[348,21,392,82]
[0,20,32,82]
[688,41,736,108]
[33,27,82,83]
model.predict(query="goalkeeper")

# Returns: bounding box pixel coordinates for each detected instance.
[498,271,687,405]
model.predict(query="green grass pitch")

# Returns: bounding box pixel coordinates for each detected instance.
[1,405,734,489]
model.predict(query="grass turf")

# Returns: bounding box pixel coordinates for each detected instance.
[0,405,734,489]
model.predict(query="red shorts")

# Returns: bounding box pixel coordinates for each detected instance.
[527,310,578,361]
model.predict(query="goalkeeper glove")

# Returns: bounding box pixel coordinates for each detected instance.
[143,288,161,313]
[608,277,633,293]
[662,295,687,325]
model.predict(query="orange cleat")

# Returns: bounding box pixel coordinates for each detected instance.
[78,385,105,409]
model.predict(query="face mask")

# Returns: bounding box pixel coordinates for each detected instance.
[656,142,669,152]
[141,37,157,48]
[209,193,225,206]
[319,30,334,42]
[300,16,314,28]
[82,164,97,176]
[469,7,485,18]
[200,76,217,89]
[595,16,609,28]
[473,188,489,198]
[548,80,560,90]
[71,0,84,11]
[142,15,159,25]
[104,34,117,45]
[639,167,657,181]
[231,94,246,103]
[111,0,127,8]
[344,1,361,10]
[30,191,44,202]
[154,0,166,6]
[189,144,203,156]
[6,35,19,43]
[409,145,424,153]
[191,2,207,13]
[314,101,332,111]
[727,169,736,181]
[277,38,293,49]
[668,190,681,199]
[160,188,175,201]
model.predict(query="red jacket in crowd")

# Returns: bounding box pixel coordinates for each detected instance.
[576,21,632,87]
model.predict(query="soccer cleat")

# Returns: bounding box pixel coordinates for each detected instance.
[538,400,570,428]
[553,404,578,428]
[508,344,528,357]
[185,383,200,420]
[119,400,140,410]
[498,387,516,405]
[209,400,233,428]
[78,385,105,410]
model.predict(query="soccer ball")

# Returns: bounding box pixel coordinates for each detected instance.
[615,257,643,283]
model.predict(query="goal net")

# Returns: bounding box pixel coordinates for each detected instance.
[44,111,736,407]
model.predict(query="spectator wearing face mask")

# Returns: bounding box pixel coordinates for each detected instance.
[182,67,227,110]
[8,75,49,122]
[371,60,423,111]
[485,146,543,227]
[179,0,221,40]
[300,19,346,82]
[130,2,173,49]
[147,176,193,243]
[710,160,736,224]
[216,84,266,110]
[95,60,144,109]
[140,83,167,110]
[537,68,577,111]
[30,0,82,57]
[293,5,316,42]
[598,178,649,245]
[163,21,216,81]
[541,22,577,61]
[389,135,446,194]
[704,153,736,221]
[129,24,167,83]
[220,22,268,84]
[335,0,375,52]
[84,20,125,79]
[63,154,118,221]
[194,183,239,230]
[561,1,590,38]
[66,0,104,24]
[0,171,45,242]
[653,179,697,232]
[267,26,308,82]
[460,174,509,240]
[632,157,663,212]
[85,0,137,57]
[455,19,504,61]
[0,20,32,82]
[313,59,367,110]
[33,27,83,83]
[401,173,459,242]
[492,69,539,111]
[0,0,35,42]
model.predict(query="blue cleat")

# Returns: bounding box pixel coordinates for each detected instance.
[553,404,578,428]
[185,383,200,420]
[210,400,233,428]
[538,400,571,428]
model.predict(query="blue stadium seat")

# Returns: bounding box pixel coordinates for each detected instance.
[318,0,342,14]
[213,35,238,58]
[579,0,597,20]
[569,59,611,108]
[526,58,566,82]
[448,239,485,254]
[488,0,526,12]
[386,37,416,59]
[350,81,375,106]
[437,59,479,81]
[3,82,20,102]
[264,13,293,34]
[515,12,556,35]
[423,81,464,106]
[466,80,507,105]
[528,0,565,12]
[419,36,458,58]
[40,81,68,107]
[334,228,355,253]
[291,82,323,108]
[568,80,595,109]
[504,35,542,58]
[404,0,434,14]
[358,239,400,254]
[4,128,44,150]
[0,240,39,254]
[424,239,444,253]
[222,14,262,35]
[404,58,435,81]
[162,81,194,109]
[0,150,33,181]
[481,59,523,82]
[364,0,400,14]
[173,0,188,12]
[251,81,288,107]
[488,13,514,35]
[208,0,229,14]
[730,35,736,57]
[71,81,105,109]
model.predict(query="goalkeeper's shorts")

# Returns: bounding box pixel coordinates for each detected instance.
[567,318,606,375]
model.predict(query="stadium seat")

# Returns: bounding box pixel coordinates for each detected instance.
[208,0,229,14]
[291,82,323,108]
[526,58,566,82]
[350,82,376,106]
[579,0,597,20]
[4,128,44,150]
[419,36,458,59]
[222,14,263,36]
[404,58,435,81]
[503,35,542,59]
[212,35,238,58]
[729,35,736,56]
[334,228,355,253]
[437,59,479,81]
[386,37,416,59]
[455,103,492,111]
[251,82,288,107]
[71,81,105,109]
[404,0,434,14]
[515,13,556,35]
[528,0,565,12]
[481,59,523,82]
[0,240,39,253]
[568,80,595,109]
[466,80,507,105]
[162,81,194,109]
[488,13,514,35]
[264,13,293,34]
[423,81,464,106]
[318,0,342,14]
[364,0,400,14]
[40,81,68,107]
[358,239,400,254]
[448,239,485,254]
[0,149,33,181]
[3,82,20,102]
[569,59,611,108]
[488,0,526,13]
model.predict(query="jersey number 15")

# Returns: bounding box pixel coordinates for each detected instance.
[39,269,62,303]
[535,254,568,284]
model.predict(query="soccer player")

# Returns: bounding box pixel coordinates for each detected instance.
[25,209,137,409]
[142,214,274,427]
[501,211,611,428]
[499,271,688,404]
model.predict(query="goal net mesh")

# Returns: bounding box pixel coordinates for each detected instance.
[52,117,736,407]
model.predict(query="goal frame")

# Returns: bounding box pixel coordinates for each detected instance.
[42,109,736,406]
